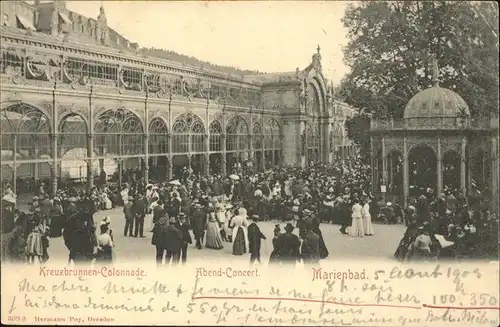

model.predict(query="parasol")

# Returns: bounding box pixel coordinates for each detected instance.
[229,174,240,180]
[434,234,455,248]
[168,180,182,186]
[2,194,17,204]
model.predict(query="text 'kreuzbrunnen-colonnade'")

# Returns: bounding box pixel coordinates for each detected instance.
[1,24,340,196]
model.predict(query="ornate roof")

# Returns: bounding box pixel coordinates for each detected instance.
[404,57,470,120]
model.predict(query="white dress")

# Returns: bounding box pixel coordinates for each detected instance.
[349,203,364,237]
[362,202,374,235]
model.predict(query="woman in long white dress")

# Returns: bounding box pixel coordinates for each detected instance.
[349,199,364,237]
[362,197,374,236]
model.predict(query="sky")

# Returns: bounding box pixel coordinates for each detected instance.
[62,1,350,85]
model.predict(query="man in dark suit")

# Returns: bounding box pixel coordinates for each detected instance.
[277,223,301,266]
[190,202,206,249]
[152,200,166,229]
[248,215,266,264]
[123,196,135,236]
[164,216,182,265]
[176,212,192,264]
[301,219,320,266]
[133,193,147,238]
[338,197,351,234]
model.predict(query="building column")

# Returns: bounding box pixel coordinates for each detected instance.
[12,135,17,194]
[204,153,210,176]
[248,133,253,167]
[87,134,94,190]
[187,154,192,171]
[260,135,265,170]
[143,134,149,183]
[388,153,394,189]
[370,136,375,193]
[167,134,172,180]
[467,150,473,196]
[381,137,387,191]
[117,159,123,186]
[460,137,467,194]
[221,134,227,176]
[167,155,173,181]
[403,136,409,207]
[205,134,210,176]
[491,135,499,213]
[51,134,58,197]
[33,148,39,183]
[279,134,285,167]
[437,137,443,195]
[118,134,123,186]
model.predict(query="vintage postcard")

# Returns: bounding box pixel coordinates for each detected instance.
[1,0,499,326]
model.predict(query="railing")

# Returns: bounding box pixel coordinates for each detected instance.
[370,116,499,130]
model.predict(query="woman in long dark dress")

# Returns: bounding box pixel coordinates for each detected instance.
[49,198,64,238]
[268,224,281,264]
[311,218,329,259]
[394,220,418,261]
[231,208,249,255]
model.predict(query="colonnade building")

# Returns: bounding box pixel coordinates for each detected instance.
[1,1,355,194]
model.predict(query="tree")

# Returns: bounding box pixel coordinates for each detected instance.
[340,1,499,119]
[345,114,371,162]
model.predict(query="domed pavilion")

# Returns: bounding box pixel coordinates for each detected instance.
[369,57,499,210]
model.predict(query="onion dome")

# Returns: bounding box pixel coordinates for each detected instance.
[404,56,469,120]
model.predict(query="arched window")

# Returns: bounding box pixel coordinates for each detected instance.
[94,108,144,157]
[264,118,281,149]
[172,113,205,154]
[1,103,51,161]
[149,117,168,155]
[209,120,222,152]
[252,122,262,149]
[226,116,249,152]
[59,114,88,157]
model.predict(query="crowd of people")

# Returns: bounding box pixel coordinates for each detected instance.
[394,189,498,261]
[1,156,498,266]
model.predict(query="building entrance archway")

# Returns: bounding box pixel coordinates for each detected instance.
[443,151,461,192]
[408,145,437,196]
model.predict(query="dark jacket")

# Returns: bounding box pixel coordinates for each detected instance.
[301,230,320,263]
[164,225,183,252]
[177,222,192,244]
[133,197,147,217]
[277,232,301,263]
[123,202,134,220]
[190,208,206,237]
[248,222,266,254]
[152,205,165,224]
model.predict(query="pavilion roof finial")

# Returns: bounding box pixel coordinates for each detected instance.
[431,53,439,87]
[317,44,321,54]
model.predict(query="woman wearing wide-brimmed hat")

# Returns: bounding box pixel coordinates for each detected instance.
[95,220,114,264]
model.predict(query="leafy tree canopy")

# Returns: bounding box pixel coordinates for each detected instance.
[340,1,499,119]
